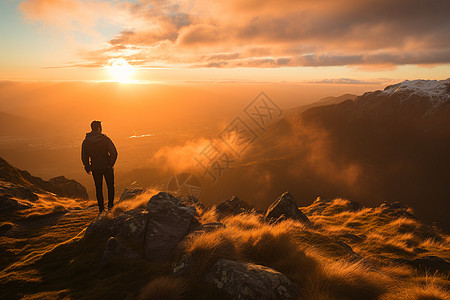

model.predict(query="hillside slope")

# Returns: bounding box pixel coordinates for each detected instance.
[0,157,88,200]
[0,190,449,299]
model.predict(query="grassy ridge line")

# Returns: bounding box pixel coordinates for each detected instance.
[1,197,449,299]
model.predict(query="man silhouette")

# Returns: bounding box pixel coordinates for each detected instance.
[81,121,118,213]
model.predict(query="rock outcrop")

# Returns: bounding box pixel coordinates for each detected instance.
[265,192,311,225]
[85,192,196,263]
[102,237,140,265]
[145,192,196,263]
[205,259,299,300]
[0,157,88,200]
[44,176,88,200]
[215,196,251,216]
[85,209,149,246]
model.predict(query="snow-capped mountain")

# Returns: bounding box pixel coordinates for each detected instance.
[355,79,450,115]
[381,79,450,107]
[249,79,450,231]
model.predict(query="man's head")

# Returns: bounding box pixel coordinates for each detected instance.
[91,120,102,133]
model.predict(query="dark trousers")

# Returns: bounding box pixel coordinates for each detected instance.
[92,167,115,212]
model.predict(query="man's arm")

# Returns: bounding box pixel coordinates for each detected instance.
[81,140,91,174]
[107,138,118,167]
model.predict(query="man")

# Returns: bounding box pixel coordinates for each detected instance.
[81,120,118,213]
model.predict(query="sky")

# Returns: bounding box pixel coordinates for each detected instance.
[0,0,449,83]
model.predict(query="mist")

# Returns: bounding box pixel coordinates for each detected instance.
[5,79,446,230]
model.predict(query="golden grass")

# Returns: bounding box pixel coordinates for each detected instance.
[180,201,450,299]
[139,276,188,300]
[197,207,219,224]
[389,218,420,233]
[183,215,319,284]
[112,187,161,215]
[183,228,238,276]
[184,212,382,299]
[2,193,450,299]
[381,281,450,300]
[302,260,390,300]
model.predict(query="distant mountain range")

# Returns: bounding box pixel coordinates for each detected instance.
[0,111,51,137]
[289,93,358,114]
[193,79,450,231]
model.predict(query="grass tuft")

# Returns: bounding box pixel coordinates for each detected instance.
[139,276,188,300]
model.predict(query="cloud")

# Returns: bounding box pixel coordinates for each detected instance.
[21,0,450,69]
[307,78,384,85]
[19,0,116,33]
[178,24,221,46]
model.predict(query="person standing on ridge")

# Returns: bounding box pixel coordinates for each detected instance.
[81,120,118,213]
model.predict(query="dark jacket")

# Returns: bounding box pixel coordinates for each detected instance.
[81,131,118,171]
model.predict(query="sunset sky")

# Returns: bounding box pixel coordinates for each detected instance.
[1,0,449,83]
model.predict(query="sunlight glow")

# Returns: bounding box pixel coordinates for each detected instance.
[106,58,135,83]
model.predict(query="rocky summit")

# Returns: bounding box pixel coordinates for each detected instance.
[85,192,197,263]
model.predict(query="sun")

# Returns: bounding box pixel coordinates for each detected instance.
[106,58,135,83]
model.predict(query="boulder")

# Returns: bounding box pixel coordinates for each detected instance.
[265,192,311,225]
[46,176,88,200]
[205,259,299,300]
[119,187,146,202]
[102,237,140,265]
[215,196,250,216]
[84,209,148,246]
[145,192,196,263]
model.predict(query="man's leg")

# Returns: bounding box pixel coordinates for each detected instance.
[92,170,105,213]
[104,167,115,210]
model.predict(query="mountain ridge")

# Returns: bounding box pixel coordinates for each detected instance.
[0,156,88,201]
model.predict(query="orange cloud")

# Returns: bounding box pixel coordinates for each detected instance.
[19,0,115,32]
[21,0,450,69]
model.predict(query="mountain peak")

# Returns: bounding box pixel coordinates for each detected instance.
[380,79,450,108]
